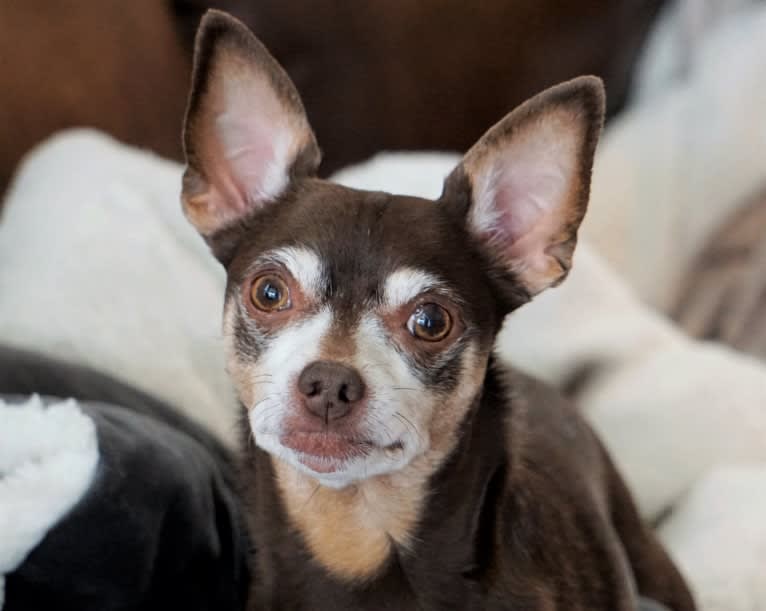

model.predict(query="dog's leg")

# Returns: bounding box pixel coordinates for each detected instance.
[601,443,696,611]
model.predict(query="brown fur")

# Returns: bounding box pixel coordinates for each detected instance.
[273,457,425,581]
[317,325,358,362]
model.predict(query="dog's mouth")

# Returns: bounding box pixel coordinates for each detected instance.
[280,431,403,473]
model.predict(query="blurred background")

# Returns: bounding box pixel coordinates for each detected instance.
[0,0,663,186]
[2,0,765,352]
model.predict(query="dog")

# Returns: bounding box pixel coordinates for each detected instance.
[180,11,696,610]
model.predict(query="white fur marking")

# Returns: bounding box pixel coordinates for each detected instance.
[383,268,443,309]
[248,307,333,455]
[266,246,324,300]
[243,302,434,489]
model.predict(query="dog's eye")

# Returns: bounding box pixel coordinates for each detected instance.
[250,275,291,312]
[407,303,452,342]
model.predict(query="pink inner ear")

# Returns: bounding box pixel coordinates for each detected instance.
[466,117,582,294]
[473,146,573,256]
[192,66,305,229]
[489,160,568,245]
[215,104,292,206]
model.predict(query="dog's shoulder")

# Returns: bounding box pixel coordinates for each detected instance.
[493,363,604,473]
[483,364,640,607]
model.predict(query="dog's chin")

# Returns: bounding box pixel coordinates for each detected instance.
[255,431,418,489]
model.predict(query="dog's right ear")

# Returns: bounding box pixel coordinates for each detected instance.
[181,10,320,243]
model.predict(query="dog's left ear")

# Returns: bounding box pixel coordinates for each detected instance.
[442,76,605,300]
[181,10,320,239]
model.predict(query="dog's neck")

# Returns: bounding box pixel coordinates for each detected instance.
[243,363,513,589]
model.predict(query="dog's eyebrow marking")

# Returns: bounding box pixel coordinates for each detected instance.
[383,268,444,309]
[262,246,325,298]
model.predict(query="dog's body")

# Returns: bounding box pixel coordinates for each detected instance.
[244,366,691,610]
[181,11,696,610]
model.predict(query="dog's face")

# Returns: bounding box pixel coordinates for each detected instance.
[219,182,500,488]
[182,11,604,489]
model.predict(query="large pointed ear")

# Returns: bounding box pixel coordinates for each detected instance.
[442,76,605,301]
[181,10,320,237]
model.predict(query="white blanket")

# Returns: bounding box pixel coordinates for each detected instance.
[0,132,238,446]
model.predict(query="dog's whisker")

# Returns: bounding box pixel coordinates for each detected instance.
[251,394,278,411]
[394,411,423,447]
[368,413,397,447]
[298,482,322,513]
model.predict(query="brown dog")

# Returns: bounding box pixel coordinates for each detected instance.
[180,11,695,611]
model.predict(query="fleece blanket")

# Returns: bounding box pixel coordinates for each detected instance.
[0,348,249,611]
[0,395,97,610]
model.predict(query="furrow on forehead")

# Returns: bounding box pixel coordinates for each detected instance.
[267,246,324,297]
[383,267,443,309]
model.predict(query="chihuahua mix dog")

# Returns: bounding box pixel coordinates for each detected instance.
[181,11,695,611]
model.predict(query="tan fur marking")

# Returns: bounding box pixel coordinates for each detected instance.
[223,301,257,407]
[273,458,427,581]
[182,192,220,236]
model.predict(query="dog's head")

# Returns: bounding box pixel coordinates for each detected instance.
[182,11,604,489]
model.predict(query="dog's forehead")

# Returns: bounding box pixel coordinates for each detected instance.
[229,180,480,300]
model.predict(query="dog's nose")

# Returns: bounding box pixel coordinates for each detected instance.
[297,361,366,422]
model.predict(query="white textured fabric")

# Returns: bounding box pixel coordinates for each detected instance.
[0,396,99,609]
[582,2,766,310]
[658,466,766,611]
[0,130,238,446]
